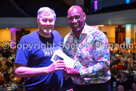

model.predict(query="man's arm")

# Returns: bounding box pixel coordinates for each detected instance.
[15,61,66,78]
[78,33,110,77]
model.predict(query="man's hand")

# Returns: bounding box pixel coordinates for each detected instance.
[64,67,80,77]
[48,60,66,73]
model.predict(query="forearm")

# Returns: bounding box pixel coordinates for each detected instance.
[15,66,49,78]
[15,61,65,78]
[78,60,110,77]
[80,40,111,77]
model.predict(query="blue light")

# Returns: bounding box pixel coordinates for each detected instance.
[126,24,131,28]
[126,38,130,46]
[126,0,130,4]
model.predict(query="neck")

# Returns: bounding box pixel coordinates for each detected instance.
[73,24,85,39]
[73,31,82,39]
[37,29,52,38]
[73,26,84,39]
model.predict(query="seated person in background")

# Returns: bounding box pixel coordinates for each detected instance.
[4,68,11,84]
[117,85,124,91]
[110,53,117,65]
[132,75,136,91]
[0,71,6,85]
[0,58,8,74]
[10,73,21,84]
[0,53,4,62]
[117,59,127,70]
[117,72,132,91]
[127,54,133,70]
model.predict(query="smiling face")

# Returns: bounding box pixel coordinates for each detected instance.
[67,6,86,33]
[37,11,55,34]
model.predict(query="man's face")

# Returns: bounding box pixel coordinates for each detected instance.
[67,7,86,33]
[37,12,55,34]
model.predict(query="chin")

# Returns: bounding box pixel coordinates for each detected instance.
[74,28,82,32]
[44,29,52,34]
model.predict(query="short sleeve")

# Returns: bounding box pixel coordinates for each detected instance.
[15,36,30,66]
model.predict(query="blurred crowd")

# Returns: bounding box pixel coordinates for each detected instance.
[0,46,24,90]
[110,43,136,91]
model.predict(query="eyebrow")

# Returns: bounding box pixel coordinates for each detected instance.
[67,15,80,17]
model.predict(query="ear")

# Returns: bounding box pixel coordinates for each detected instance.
[37,18,39,23]
[83,12,86,20]
[67,16,69,21]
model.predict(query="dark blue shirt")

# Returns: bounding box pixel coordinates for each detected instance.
[15,30,63,91]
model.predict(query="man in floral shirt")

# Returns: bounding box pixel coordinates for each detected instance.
[63,5,111,91]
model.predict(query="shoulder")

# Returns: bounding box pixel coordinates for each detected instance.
[52,30,63,43]
[92,28,108,39]
[85,25,107,39]
[19,31,38,43]
[87,27,109,44]
[52,30,61,36]
[63,32,71,43]
[52,30,63,38]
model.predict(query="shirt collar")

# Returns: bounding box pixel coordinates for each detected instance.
[81,23,88,34]
[70,23,88,37]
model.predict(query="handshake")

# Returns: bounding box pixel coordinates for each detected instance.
[49,49,80,77]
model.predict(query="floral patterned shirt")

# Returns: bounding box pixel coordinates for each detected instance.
[63,24,111,85]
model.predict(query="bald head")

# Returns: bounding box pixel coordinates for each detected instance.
[67,5,86,34]
[68,5,84,16]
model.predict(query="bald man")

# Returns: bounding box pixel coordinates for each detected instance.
[63,5,111,91]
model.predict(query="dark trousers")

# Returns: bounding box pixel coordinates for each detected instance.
[26,88,59,91]
[73,81,111,91]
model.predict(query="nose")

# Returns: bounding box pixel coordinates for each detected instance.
[72,18,77,23]
[46,20,50,25]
